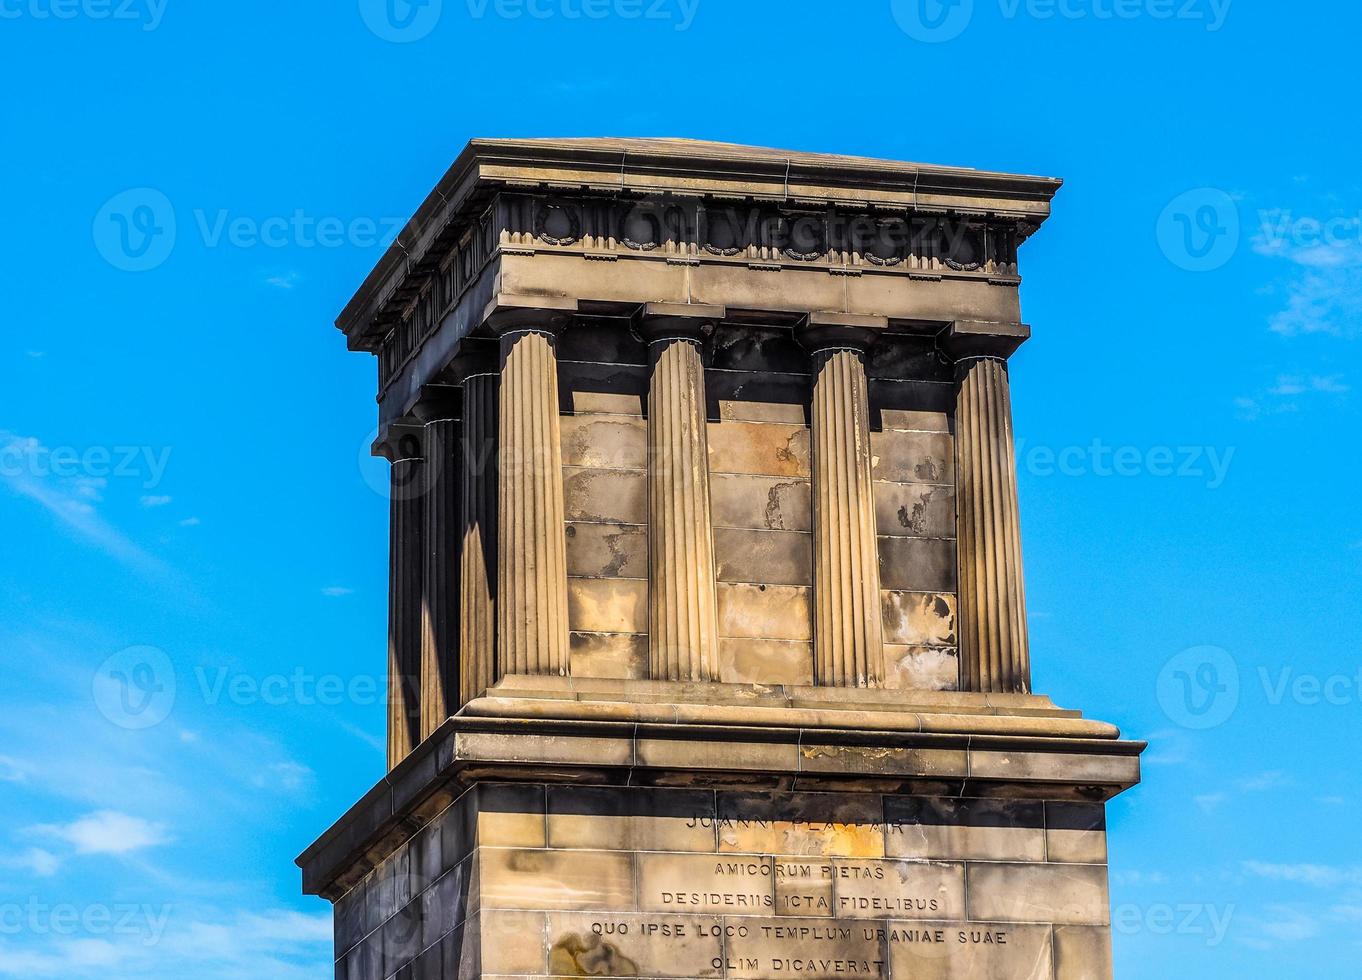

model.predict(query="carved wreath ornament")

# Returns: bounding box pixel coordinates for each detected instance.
[942,226,984,271]
[534,203,581,246]
[620,207,661,251]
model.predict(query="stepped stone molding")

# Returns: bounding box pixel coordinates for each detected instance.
[490,304,573,678]
[638,304,724,682]
[800,317,887,687]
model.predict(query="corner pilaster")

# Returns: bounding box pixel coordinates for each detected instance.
[944,320,1032,694]
[487,298,575,678]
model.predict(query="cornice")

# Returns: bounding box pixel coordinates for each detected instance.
[336,138,1063,354]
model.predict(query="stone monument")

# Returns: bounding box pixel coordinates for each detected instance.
[298,138,1143,980]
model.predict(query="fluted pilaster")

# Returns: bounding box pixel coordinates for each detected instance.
[458,365,499,704]
[495,320,570,676]
[944,320,1032,694]
[803,325,885,687]
[954,356,1030,693]
[385,427,425,768]
[641,311,721,681]
[415,390,459,740]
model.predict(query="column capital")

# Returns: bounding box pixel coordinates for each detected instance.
[796,312,887,356]
[483,294,577,338]
[374,421,425,462]
[444,339,499,385]
[633,302,726,344]
[410,385,460,425]
[940,319,1031,361]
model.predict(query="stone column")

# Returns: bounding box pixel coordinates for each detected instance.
[799,317,886,688]
[490,305,572,677]
[452,346,499,705]
[945,320,1032,694]
[383,424,425,768]
[413,387,460,741]
[638,304,724,682]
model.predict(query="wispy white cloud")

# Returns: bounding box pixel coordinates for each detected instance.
[1268,375,1348,396]
[1269,268,1362,338]
[320,586,353,597]
[140,495,173,508]
[0,755,26,783]
[1239,770,1289,792]
[1112,869,1170,887]
[4,848,60,877]
[0,908,330,979]
[0,432,163,573]
[1260,905,1322,943]
[179,517,201,527]
[1235,374,1349,421]
[1243,861,1362,888]
[31,811,170,857]
[0,938,132,976]
[252,762,313,793]
[264,271,300,290]
[1252,215,1362,338]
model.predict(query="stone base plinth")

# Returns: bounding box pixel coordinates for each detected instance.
[300,687,1141,980]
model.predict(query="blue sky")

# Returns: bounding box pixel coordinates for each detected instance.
[1,1,1360,977]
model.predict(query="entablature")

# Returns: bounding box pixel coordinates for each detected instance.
[339,140,1061,402]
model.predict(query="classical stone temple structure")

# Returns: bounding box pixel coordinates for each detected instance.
[298,138,1143,980]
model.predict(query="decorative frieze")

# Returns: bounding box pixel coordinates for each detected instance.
[499,194,1020,275]
[375,192,1026,393]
